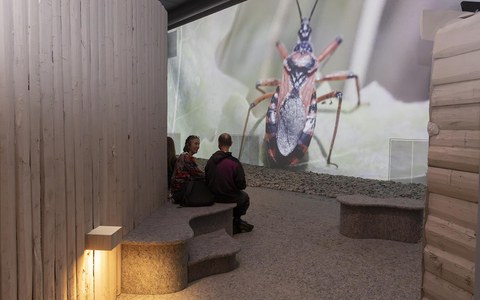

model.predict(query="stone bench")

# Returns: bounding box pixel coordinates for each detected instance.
[336,194,424,243]
[121,202,239,295]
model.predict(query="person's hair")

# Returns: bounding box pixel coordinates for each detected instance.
[218,133,232,148]
[167,136,176,162]
[183,135,199,153]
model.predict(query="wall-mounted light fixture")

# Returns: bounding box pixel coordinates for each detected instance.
[85,226,123,251]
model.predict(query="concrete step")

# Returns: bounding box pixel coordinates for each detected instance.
[188,229,240,283]
[188,205,234,236]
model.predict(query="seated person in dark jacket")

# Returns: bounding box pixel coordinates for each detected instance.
[205,133,253,234]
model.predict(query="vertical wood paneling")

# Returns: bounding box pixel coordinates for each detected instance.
[125,0,135,236]
[142,0,149,211]
[132,0,142,226]
[105,0,115,228]
[115,0,126,232]
[130,0,139,228]
[89,0,103,299]
[158,2,168,204]
[123,3,135,294]
[153,0,162,208]
[27,0,44,297]
[108,0,121,297]
[0,1,5,294]
[81,0,94,247]
[0,0,18,298]
[146,0,152,210]
[70,0,90,297]
[145,1,153,212]
[97,0,108,230]
[146,0,154,212]
[1,0,167,298]
[119,0,129,234]
[153,1,160,207]
[136,0,144,226]
[80,0,96,291]
[111,0,120,228]
[52,0,68,298]
[135,0,143,223]
[60,0,77,298]
[38,0,56,297]
[90,0,101,231]
[141,0,149,218]
[13,0,33,298]
[117,2,128,293]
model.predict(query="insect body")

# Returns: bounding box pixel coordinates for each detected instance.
[239,0,361,167]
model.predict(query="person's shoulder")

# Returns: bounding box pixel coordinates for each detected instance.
[226,154,241,164]
[206,151,218,162]
[205,155,214,165]
[178,152,193,161]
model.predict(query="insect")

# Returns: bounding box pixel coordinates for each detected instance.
[239,0,361,167]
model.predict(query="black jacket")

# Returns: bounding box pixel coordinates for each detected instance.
[205,151,246,200]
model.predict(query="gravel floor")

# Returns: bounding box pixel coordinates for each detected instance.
[197,158,427,201]
[119,159,426,299]
[120,186,423,300]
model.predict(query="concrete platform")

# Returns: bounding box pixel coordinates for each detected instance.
[337,194,424,243]
[121,202,238,295]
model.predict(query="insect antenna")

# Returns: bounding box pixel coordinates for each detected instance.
[295,0,303,20]
[309,0,320,20]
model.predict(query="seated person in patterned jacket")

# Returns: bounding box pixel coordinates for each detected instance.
[170,135,204,204]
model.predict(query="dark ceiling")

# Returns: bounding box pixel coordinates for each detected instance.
[159,0,247,30]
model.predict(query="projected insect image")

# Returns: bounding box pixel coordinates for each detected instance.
[239,0,361,168]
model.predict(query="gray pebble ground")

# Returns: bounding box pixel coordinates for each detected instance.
[198,158,426,201]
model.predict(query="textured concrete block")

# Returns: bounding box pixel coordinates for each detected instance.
[121,202,238,295]
[122,242,188,294]
[337,195,424,243]
[188,229,240,282]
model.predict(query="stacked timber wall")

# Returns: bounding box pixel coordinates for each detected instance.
[0,0,167,299]
[423,13,480,299]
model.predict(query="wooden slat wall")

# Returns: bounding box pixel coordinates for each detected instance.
[423,13,480,299]
[1,1,18,299]
[0,0,167,299]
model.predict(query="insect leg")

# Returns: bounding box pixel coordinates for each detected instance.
[317,36,342,66]
[239,92,275,161]
[315,91,343,167]
[276,41,289,60]
[316,71,361,109]
[256,79,281,94]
